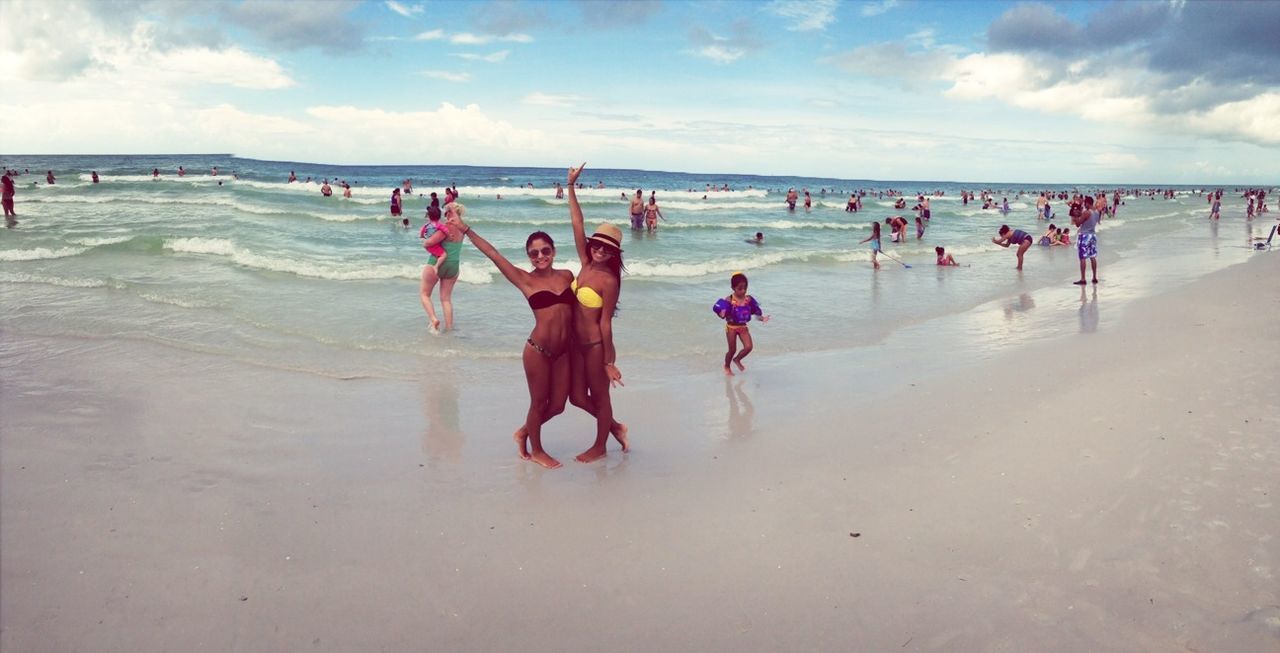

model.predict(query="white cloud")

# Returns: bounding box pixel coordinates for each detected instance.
[766,0,838,32]
[147,47,296,90]
[861,0,899,17]
[304,103,552,155]
[1185,92,1280,145]
[1093,152,1146,168]
[449,32,533,45]
[521,93,590,107]
[687,22,761,65]
[419,70,471,82]
[943,52,1048,100]
[694,45,745,64]
[414,29,445,41]
[451,50,509,63]
[826,34,1280,148]
[385,1,424,18]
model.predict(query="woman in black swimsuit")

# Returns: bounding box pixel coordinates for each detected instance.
[451,219,575,469]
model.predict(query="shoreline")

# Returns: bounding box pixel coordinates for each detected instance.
[2,253,1277,651]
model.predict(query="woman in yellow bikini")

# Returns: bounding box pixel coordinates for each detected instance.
[567,163,629,462]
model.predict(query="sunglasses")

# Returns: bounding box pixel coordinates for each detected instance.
[588,241,613,252]
[527,246,554,258]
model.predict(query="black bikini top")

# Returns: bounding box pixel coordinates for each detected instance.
[528,287,574,310]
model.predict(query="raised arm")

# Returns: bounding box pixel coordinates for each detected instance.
[448,215,530,291]
[568,164,589,266]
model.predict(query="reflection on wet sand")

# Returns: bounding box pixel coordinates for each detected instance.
[1002,292,1035,320]
[420,368,463,462]
[1078,285,1099,333]
[725,377,755,439]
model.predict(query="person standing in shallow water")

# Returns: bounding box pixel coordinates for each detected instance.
[421,202,465,331]
[993,224,1034,270]
[1073,196,1101,285]
[629,189,643,230]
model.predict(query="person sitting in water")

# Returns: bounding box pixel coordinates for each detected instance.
[1056,228,1071,246]
[746,232,764,245]
[1039,224,1058,246]
[935,246,958,266]
[894,198,906,209]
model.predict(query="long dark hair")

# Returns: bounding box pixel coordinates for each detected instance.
[594,246,625,317]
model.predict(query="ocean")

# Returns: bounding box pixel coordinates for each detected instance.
[1,154,1267,383]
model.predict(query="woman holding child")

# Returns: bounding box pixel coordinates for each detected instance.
[420,202,465,331]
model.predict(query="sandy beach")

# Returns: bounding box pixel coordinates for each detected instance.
[3,251,1277,651]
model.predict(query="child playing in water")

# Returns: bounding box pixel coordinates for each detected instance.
[935,246,958,266]
[859,222,882,270]
[419,218,449,273]
[713,272,770,376]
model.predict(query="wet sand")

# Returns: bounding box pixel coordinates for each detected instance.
[2,253,1277,651]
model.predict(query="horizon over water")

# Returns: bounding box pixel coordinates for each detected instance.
[3,152,1263,188]
[1,154,1272,385]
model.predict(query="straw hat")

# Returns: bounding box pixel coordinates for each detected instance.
[587,223,623,252]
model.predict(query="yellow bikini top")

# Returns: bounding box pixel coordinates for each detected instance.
[570,279,604,309]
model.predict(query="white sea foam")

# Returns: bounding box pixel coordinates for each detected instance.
[163,237,494,283]
[625,250,797,278]
[67,236,134,247]
[0,271,111,288]
[0,246,90,261]
[137,292,221,309]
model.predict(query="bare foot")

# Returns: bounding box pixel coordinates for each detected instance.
[512,426,531,460]
[611,422,629,452]
[529,451,562,469]
[575,445,607,463]
[429,318,441,331]
[724,366,734,376]
[734,359,746,372]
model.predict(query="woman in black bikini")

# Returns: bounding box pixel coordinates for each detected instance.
[451,217,575,469]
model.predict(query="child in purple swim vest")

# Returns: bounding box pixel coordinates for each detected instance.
[712,272,770,376]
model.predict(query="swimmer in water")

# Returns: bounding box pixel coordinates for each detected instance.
[746,232,764,245]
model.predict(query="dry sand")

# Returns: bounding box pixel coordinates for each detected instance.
[3,253,1277,651]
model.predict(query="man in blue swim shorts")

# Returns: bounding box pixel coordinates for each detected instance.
[629,189,644,230]
[1073,196,1100,285]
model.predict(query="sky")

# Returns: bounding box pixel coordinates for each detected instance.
[2,0,1277,184]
